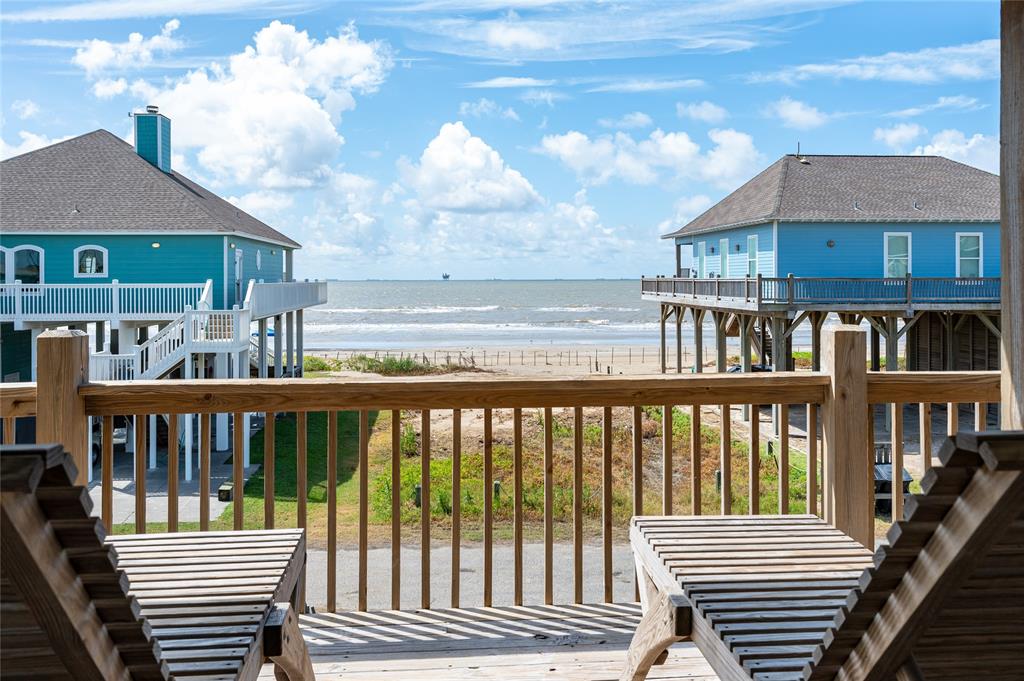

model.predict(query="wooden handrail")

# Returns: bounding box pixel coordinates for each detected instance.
[867,371,1000,404]
[77,372,831,416]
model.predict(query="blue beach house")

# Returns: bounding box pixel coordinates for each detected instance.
[643,154,1001,375]
[1,106,326,474]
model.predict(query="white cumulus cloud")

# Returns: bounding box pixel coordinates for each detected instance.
[657,195,714,234]
[458,98,520,121]
[93,77,128,98]
[72,19,183,77]
[676,101,727,124]
[129,21,393,188]
[399,121,540,213]
[10,99,39,119]
[873,123,926,151]
[912,129,998,174]
[0,131,73,159]
[538,127,761,189]
[765,96,830,129]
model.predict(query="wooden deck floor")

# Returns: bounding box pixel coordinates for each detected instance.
[257,603,719,680]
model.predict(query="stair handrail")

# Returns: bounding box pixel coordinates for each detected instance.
[198,279,214,311]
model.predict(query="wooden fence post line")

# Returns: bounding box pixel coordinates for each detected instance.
[822,325,873,548]
[35,329,90,485]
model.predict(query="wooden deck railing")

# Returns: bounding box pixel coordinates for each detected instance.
[0,327,1001,613]
[641,275,1002,307]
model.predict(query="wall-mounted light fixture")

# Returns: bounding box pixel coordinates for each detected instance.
[151,242,160,249]
[735,243,741,252]
[827,240,836,248]
[229,242,236,249]
[710,246,716,254]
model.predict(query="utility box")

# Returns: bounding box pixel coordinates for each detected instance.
[218,481,233,502]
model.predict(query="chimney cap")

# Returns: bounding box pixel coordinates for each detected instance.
[145,105,159,114]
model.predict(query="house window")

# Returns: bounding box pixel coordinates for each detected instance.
[74,245,108,277]
[720,238,729,277]
[747,235,758,277]
[256,249,263,271]
[884,233,911,278]
[696,242,706,278]
[12,246,44,284]
[956,233,982,277]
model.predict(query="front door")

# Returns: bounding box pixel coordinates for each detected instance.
[234,248,244,303]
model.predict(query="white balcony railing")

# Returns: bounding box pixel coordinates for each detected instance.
[0,280,208,324]
[244,279,327,320]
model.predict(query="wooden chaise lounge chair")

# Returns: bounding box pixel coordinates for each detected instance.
[0,444,314,680]
[622,431,1024,681]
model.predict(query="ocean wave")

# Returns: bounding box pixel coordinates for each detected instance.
[305,321,660,334]
[535,306,641,312]
[315,305,501,314]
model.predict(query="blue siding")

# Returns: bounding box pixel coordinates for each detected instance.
[679,222,775,278]
[0,234,289,310]
[776,222,1000,278]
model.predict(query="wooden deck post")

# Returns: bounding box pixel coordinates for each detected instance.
[674,306,683,374]
[692,308,705,373]
[822,325,873,548]
[35,330,90,485]
[1002,1,1024,429]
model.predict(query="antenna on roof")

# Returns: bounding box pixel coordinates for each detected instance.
[797,142,800,157]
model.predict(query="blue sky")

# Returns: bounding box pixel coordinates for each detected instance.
[0,1,1001,280]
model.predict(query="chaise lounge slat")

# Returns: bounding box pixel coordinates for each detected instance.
[0,444,314,681]
[622,431,1024,681]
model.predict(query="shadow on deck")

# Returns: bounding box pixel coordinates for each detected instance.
[258,603,718,680]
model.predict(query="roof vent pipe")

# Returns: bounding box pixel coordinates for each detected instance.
[146,105,159,114]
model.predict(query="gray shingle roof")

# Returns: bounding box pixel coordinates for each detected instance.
[664,154,1000,239]
[0,129,301,248]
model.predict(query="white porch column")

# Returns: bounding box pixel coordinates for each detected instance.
[273,315,283,378]
[285,311,294,376]
[148,414,156,469]
[295,309,304,377]
[258,318,268,378]
[215,353,229,450]
[29,328,42,380]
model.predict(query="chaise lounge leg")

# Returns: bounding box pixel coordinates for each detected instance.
[264,602,315,681]
[619,591,692,681]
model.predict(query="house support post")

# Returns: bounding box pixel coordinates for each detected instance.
[770,317,787,433]
[296,309,304,377]
[35,330,89,485]
[822,325,872,548]
[809,312,825,372]
[740,315,753,421]
[183,353,193,482]
[258,318,268,378]
[870,325,881,371]
[94,321,105,353]
[692,308,706,373]
[712,311,728,372]
[29,328,41,381]
[274,314,284,378]
[215,353,229,451]
[1001,1,1024,429]
[659,304,667,374]
[286,311,295,377]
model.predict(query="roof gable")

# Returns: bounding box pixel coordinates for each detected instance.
[665,154,1000,239]
[0,130,300,248]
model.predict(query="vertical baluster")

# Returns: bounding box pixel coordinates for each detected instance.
[296,412,308,532]
[891,403,904,521]
[168,413,179,532]
[450,409,461,609]
[663,405,673,514]
[573,406,584,604]
[417,410,430,608]
[102,416,113,528]
[974,402,987,431]
[135,414,147,533]
[919,402,932,472]
[200,413,211,531]
[391,410,402,609]
[720,405,732,514]
[483,408,493,607]
[779,404,789,514]
[327,410,338,612]
[233,411,244,530]
[749,405,760,514]
[359,409,369,611]
[947,402,958,437]
[543,407,554,605]
[264,413,275,528]
[602,406,613,603]
[513,407,524,606]
[691,405,702,514]
[632,406,643,600]
[806,404,818,517]
[2,417,14,445]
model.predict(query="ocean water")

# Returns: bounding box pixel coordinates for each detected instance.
[304,280,656,349]
[303,280,821,350]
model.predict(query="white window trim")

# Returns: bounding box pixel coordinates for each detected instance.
[720,238,729,277]
[883,232,912,278]
[9,245,45,284]
[0,247,8,284]
[73,244,109,278]
[747,235,758,277]
[955,232,983,278]
[696,242,706,278]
